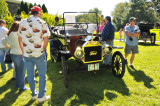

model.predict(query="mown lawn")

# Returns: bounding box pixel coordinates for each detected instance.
[115,30,160,41]
[0,41,160,106]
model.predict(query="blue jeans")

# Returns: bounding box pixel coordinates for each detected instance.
[103,41,113,65]
[10,54,26,91]
[0,48,12,72]
[24,53,47,98]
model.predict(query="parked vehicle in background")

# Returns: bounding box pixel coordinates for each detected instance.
[138,22,156,44]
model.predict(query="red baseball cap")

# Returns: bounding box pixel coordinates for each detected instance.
[31,6,42,14]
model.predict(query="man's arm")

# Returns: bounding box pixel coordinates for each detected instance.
[101,24,111,41]
[18,36,24,57]
[133,32,140,37]
[43,36,49,50]
[126,31,134,37]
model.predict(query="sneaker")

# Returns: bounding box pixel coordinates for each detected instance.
[32,95,37,100]
[8,67,13,70]
[129,65,135,70]
[19,87,30,92]
[38,95,50,103]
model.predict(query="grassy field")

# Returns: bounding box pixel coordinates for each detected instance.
[115,30,160,41]
[0,41,160,106]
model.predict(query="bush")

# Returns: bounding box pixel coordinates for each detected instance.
[20,11,29,19]
[41,13,63,26]
[3,15,13,28]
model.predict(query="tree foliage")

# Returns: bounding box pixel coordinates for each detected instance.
[29,3,33,12]
[112,2,130,30]
[0,0,11,19]
[42,4,48,13]
[24,2,29,14]
[75,8,102,24]
[112,0,160,31]
[17,1,48,15]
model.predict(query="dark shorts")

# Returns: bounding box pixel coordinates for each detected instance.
[125,44,139,54]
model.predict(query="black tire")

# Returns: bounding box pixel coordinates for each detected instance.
[50,54,55,62]
[61,56,68,88]
[112,51,125,78]
[49,39,62,62]
[151,35,156,44]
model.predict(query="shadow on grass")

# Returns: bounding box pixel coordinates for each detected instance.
[127,65,155,89]
[47,59,130,105]
[0,79,20,105]
[0,72,6,79]
[24,100,35,106]
[138,42,160,46]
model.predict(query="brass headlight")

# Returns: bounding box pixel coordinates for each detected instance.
[74,47,84,59]
[104,44,112,55]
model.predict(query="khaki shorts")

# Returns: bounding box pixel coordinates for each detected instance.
[125,44,139,54]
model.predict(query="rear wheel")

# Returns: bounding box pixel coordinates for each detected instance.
[151,35,156,44]
[112,51,125,78]
[61,56,68,88]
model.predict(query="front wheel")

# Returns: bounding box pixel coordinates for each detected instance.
[112,51,125,78]
[61,56,68,88]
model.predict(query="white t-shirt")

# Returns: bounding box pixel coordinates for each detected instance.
[0,26,8,48]
[2,32,22,55]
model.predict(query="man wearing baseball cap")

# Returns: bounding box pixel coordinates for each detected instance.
[18,6,50,102]
[125,17,140,69]
[101,16,115,66]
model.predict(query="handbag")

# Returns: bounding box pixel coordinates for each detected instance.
[5,50,12,63]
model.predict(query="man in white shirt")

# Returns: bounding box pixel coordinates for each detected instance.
[0,20,13,72]
[18,6,50,102]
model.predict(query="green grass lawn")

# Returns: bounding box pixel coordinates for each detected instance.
[0,41,160,105]
[115,30,160,41]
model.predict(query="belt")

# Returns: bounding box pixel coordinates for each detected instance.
[106,39,113,41]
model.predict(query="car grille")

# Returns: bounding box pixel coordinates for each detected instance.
[84,46,102,62]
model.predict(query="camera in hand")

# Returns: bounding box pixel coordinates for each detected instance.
[129,37,133,41]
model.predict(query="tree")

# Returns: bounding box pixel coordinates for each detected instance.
[89,8,102,14]
[20,0,24,12]
[112,0,159,31]
[29,3,33,12]
[17,7,21,15]
[146,0,160,21]
[0,0,11,18]
[24,2,29,14]
[34,3,37,6]
[111,2,130,30]
[38,4,41,8]
[42,4,48,13]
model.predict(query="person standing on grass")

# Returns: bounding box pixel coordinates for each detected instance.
[125,17,140,69]
[119,28,123,41]
[101,16,115,66]
[2,22,29,92]
[0,20,13,73]
[123,23,129,42]
[12,16,22,80]
[18,6,50,102]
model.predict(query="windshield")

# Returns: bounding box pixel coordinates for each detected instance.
[63,12,98,36]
